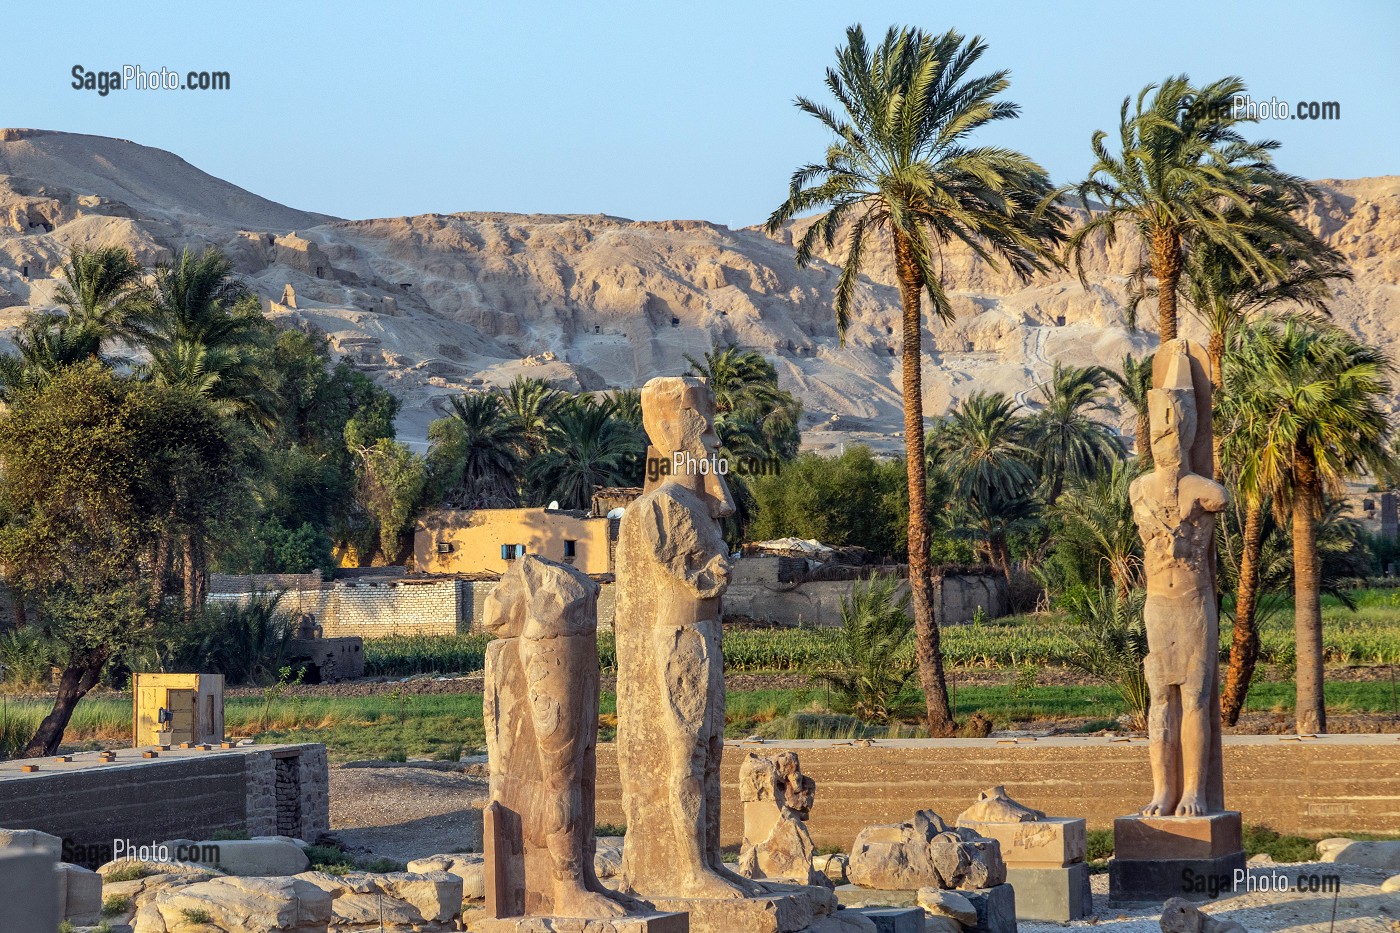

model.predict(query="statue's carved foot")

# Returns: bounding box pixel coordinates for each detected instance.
[1141,797,1174,816]
[681,867,757,899]
[714,863,767,897]
[554,885,630,919]
[1175,792,1208,817]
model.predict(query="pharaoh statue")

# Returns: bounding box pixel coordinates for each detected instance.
[481,554,631,920]
[1128,339,1229,817]
[615,376,762,900]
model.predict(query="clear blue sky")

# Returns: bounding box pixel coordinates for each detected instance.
[10,0,1397,228]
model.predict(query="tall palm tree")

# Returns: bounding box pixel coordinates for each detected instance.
[149,248,264,348]
[926,392,1038,578]
[53,245,150,349]
[1026,363,1121,504]
[435,393,526,507]
[502,376,561,458]
[766,25,1068,734]
[686,345,802,460]
[1054,459,1144,596]
[1066,75,1312,341]
[1223,318,1394,733]
[139,339,279,429]
[528,400,641,510]
[1106,353,1155,460]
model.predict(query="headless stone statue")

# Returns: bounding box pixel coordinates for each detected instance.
[615,377,762,900]
[482,555,630,920]
[1129,339,1228,817]
[738,751,828,887]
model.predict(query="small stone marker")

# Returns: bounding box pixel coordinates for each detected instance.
[53,756,71,763]
[220,741,236,749]
[142,751,158,759]
[19,765,38,773]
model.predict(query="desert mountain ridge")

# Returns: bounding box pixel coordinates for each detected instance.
[2,128,1397,453]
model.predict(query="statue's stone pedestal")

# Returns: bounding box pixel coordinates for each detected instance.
[958,817,1090,921]
[831,884,1016,933]
[475,914,688,933]
[1108,812,1244,904]
[957,817,1086,868]
[856,907,923,933]
[1005,863,1091,922]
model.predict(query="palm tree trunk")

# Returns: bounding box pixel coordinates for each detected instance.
[1150,226,1183,342]
[1221,500,1264,725]
[990,532,1013,582]
[894,231,955,737]
[1135,410,1150,458]
[22,649,108,757]
[1208,331,1225,485]
[1292,450,1327,734]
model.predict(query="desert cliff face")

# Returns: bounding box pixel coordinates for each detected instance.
[1,128,1396,453]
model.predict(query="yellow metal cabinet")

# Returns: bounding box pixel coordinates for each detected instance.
[132,673,224,747]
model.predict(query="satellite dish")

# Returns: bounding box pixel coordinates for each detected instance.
[548,500,560,510]
[606,507,626,519]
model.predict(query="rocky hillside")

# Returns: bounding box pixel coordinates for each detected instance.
[2,128,1395,453]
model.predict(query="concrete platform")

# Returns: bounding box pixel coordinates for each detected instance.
[1005,862,1092,921]
[1109,850,1247,904]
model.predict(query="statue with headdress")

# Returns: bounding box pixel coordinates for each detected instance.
[1129,339,1229,817]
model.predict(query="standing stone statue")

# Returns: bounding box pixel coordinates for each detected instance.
[481,554,632,921]
[615,377,761,901]
[1129,339,1228,817]
[738,751,829,888]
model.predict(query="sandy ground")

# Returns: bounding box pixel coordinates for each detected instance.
[328,762,487,864]
[1022,863,1398,932]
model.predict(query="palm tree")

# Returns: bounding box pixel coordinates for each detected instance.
[53,245,150,348]
[686,345,802,460]
[502,376,561,457]
[1054,459,1144,596]
[433,393,526,507]
[1066,75,1313,342]
[148,248,264,348]
[767,25,1068,734]
[528,399,641,510]
[1107,352,1155,460]
[139,339,279,430]
[1223,318,1394,733]
[926,392,1038,578]
[0,317,103,401]
[1026,363,1121,504]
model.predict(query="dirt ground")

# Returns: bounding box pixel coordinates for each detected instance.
[327,761,488,864]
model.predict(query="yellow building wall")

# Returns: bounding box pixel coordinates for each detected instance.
[415,508,613,575]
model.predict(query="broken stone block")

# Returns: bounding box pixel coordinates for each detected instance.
[848,810,1005,891]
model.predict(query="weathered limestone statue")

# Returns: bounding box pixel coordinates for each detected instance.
[1129,339,1228,817]
[481,554,633,921]
[738,751,829,888]
[615,376,763,901]
[956,786,1045,825]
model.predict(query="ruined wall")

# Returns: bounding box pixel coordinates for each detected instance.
[595,735,1400,844]
[0,744,328,867]
[321,579,466,638]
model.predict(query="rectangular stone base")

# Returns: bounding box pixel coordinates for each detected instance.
[858,907,923,933]
[1005,862,1092,922]
[474,912,688,933]
[958,817,1087,867]
[1108,851,1247,904]
[1114,811,1242,860]
[832,885,915,909]
[646,892,811,933]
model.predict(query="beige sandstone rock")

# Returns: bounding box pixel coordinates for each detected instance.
[482,554,639,922]
[915,887,977,926]
[1317,838,1400,870]
[1381,873,1400,893]
[594,836,625,880]
[162,836,310,876]
[406,852,485,900]
[615,377,761,902]
[297,869,462,929]
[55,862,103,925]
[138,875,332,933]
[847,810,1006,892]
[1131,339,1228,817]
[738,751,828,887]
[808,911,879,932]
[0,827,62,860]
[956,786,1045,824]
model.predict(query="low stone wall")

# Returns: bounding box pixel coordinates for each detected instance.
[725,558,1009,627]
[0,744,328,868]
[594,734,1400,844]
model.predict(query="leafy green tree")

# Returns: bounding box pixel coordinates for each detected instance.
[502,376,561,458]
[767,25,1067,735]
[1222,318,1394,733]
[1027,363,1121,504]
[1066,75,1313,341]
[354,439,429,564]
[1059,586,1150,729]
[0,317,103,401]
[0,366,238,755]
[527,399,642,510]
[749,446,907,558]
[821,575,918,723]
[685,345,802,460]
[1050,459,1143,595]
[926,392,1038,578]
[1106,353,1155,460]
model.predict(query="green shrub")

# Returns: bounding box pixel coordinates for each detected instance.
[1059,586,1149,728]
[819,575,920,723]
